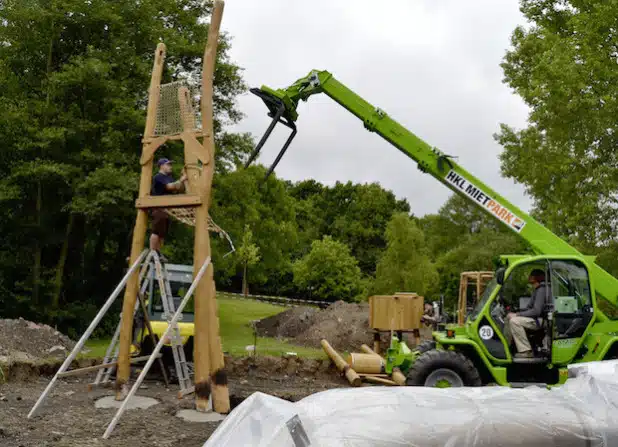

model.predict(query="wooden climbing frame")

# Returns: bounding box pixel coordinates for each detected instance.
[115,0,230,414]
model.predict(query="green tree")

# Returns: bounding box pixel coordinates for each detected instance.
[0,0,250,331]
[237,225,261,296]
[433,229,529,310]
[372,213,438,297]
[288,180,411,274]
[495,0,618,246]
[293,236,364,302]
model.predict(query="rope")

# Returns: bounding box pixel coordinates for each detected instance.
[163,208,235,257]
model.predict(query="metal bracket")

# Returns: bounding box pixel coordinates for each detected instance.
[245,88,298,181]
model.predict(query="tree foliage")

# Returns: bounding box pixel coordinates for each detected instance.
[0,0,249,331]
[496,0,618,245]
[372,213,438,297]
[293,236,364,302]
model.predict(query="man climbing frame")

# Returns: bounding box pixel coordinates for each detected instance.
[503,269,551,358]
[149,157,187,255]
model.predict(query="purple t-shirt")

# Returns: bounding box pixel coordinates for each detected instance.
[151,173,174,196]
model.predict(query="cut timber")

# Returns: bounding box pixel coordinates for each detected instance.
[193,0,229,414]
[321,339,361,387]
[57,355,159,378]
[135,194,202,209]
[369,294,424,331]
[392,367,407,386]
[346,353,384,374]
[360,344,382,357]
[116,43,166,400]
[364,376,399,386]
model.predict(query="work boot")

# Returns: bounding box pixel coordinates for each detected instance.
[515,350,533,358]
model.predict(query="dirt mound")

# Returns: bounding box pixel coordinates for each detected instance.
[0,318,76,362]
[256,301,375,352]
[255,307,319,338]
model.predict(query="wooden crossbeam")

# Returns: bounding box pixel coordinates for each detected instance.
[135,194,202,209]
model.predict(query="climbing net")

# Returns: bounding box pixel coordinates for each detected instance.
[153,80,201,136]
[164,208,235,256]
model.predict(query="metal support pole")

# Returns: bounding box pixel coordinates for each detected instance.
[28,249,149,419]
[102,256,211,439]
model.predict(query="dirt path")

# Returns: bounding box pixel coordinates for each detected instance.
[0,356,346,447]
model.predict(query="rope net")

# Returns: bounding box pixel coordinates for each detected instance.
[153,81,201,136]
[164,207,236,255]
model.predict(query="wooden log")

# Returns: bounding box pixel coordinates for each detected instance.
[115,42,166,400]
[193,0,229,414]
[360,344,382,357]
[364,376,399,386]
[392,367,407,386]
[358,373,389,377]
[373,331,381,355]
[321,339,361,387]
[346,353,384,374]
[58,355,159,378]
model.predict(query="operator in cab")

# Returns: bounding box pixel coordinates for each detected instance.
[503,269,550,358]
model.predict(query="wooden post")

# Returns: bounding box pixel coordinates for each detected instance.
[392,367,407,386]
[476,272,482,307]
[373,331,381,355]
[458,273,468,326]
[321,339,361,387]
[192,0,229,413]
[115,43,166,399]
[360,344,381,357]
[364,376,399,386]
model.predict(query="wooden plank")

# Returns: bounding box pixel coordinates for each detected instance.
[135,194,202,209]
[143,131,206,143]
[369,294,423,331]
[58,355,159,378]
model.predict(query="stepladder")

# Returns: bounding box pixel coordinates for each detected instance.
[91,250,192,393]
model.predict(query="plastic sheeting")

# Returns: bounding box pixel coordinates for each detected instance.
[204,361,618,447]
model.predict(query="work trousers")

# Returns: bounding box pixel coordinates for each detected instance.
[504,316,539,353]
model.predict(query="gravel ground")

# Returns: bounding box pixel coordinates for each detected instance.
[0,356,347,447]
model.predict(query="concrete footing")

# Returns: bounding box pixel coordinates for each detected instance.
[95,395,159,410]
[176,409,225,423]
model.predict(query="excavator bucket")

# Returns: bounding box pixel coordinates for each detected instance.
[244,87,297,180]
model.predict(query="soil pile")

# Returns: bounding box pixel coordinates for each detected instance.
[0,318,76,362]
[256,301,375,352]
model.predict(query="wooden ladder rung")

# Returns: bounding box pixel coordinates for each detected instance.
[135,194,202,209]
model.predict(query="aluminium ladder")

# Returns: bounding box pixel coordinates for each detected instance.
[91,250,192,392]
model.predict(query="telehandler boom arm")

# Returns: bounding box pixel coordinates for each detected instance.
[246,70,618,314]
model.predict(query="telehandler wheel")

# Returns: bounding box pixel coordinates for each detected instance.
[416,340,436,353]
[406,349,481,388]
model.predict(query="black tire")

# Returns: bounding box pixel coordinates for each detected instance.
[406,349,482,387]
[416,340,436,354]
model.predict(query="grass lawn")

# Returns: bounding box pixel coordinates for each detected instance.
[85,296,325,360]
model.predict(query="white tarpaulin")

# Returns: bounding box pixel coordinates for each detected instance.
[204,360,618,447]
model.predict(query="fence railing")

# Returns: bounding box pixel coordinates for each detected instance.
[216,291,330,309]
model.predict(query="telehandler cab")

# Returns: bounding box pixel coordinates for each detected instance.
[245,70,618,387]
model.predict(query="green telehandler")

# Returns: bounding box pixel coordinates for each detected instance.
[245,70,618,388]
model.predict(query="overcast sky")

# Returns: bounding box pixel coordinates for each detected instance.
[222,0,532,216]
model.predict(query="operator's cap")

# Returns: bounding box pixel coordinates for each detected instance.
[157,158,173,166]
